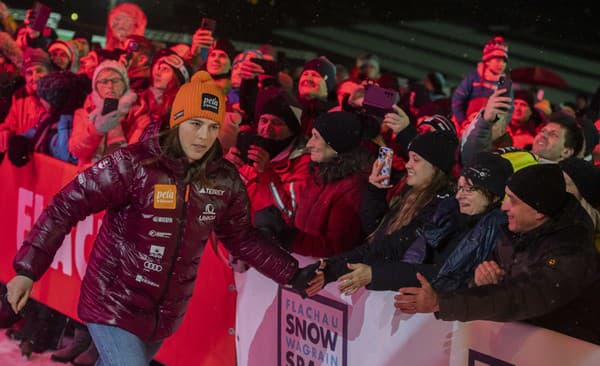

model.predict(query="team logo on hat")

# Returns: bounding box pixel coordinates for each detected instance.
[201,93,219,113]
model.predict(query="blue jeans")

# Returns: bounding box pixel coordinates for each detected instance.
[88,323,163,366]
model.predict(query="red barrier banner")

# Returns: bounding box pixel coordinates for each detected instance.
[0,153,236,365]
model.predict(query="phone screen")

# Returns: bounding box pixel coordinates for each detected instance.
[29,2,52,33]
[250,58,278,77]
[102,98,119,115]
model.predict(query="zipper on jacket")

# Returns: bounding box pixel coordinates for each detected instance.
[150,182,191,340]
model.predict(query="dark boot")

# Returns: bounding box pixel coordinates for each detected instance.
[51,327,91,363]
[72,341,99,366]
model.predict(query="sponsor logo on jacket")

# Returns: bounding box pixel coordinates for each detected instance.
[136,274,159,288]
[198,187,225,196]
[142,214,174,223]
[150,245,165,259]
[149,230,172,239]
[198,203,216,222]
[154,184,177,209]
[144,261,163,272]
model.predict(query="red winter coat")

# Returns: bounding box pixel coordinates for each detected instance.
[238,140,311,218]
[290,172,368,257]
[13,137,298,342]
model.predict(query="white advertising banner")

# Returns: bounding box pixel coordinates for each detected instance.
[235,255,600,366]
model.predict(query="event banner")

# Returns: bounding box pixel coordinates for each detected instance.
[278,288,347,366]
[235,255,600,366]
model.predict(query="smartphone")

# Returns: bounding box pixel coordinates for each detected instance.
[497,76,512,98]
[102,98,119,115]
[28,2,52,33]
[199,18,216,62]
[377,146,394,186]
[363,84,400,118]
[250,58,279,77]
[200,17,217,32]
[235,132,269,165]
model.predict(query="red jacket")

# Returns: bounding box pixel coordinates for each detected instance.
[238,140,311,218]
[13,137,298,341]
[1,87,47,134]
[291,172,368,257]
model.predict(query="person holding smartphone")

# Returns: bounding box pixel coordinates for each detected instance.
[203,38,237,92]
[69,60,150,169]
[104,2,147,51]
[6,71,319,365]
[306,130,459,296]
[253,111,374,257]
[225,87,311,219]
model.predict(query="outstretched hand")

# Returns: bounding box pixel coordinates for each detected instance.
[305,259,327,297]
[337,263,372,296]
[394,272,439,314]
[289,260,324,298]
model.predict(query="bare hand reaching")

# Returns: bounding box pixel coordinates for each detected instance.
[6,275,33,314]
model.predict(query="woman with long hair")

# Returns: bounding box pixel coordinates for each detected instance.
[317,151,512,296]
[6,71,318,365]
[307,130,457,294]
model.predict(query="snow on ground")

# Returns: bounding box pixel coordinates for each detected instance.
[0,330,65,365]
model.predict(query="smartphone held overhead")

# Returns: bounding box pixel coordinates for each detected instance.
[200,17,217,32]
[28,2,52,33]
[363,85,399,118]
[497,76,512,97]
[250,58,279,77]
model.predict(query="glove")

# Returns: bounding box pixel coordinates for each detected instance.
[288,261,321,298]
[7,134,33,167]
[322,258,344,284]
[117,90,138,115]
[93,110,120,133]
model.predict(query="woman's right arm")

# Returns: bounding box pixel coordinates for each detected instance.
[13,151,133,281]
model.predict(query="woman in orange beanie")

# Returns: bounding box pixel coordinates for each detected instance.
[6,71,320,365]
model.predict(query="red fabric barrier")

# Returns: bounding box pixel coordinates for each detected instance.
[0,153,236,365]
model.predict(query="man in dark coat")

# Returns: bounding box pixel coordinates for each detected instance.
[395,164,600,344]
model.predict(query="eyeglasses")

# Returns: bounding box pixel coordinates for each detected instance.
[456,184,478,194]
[96,78,123,86]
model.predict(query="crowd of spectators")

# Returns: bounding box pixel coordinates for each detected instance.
[1,1,599,363]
